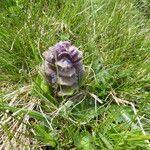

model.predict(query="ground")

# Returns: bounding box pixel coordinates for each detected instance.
[0,0,150,149]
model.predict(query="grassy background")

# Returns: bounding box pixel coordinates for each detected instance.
[0,0,150,149]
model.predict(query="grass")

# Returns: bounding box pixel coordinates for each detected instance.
[0,0,150,149]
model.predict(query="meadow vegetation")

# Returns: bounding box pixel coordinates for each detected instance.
[0,0,150,149]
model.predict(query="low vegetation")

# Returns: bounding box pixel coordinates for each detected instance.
[0,0,150,149]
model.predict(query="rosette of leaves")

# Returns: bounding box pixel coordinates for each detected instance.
[42,41,84,96]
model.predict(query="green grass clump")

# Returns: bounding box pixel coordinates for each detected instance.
[0,0,150,149]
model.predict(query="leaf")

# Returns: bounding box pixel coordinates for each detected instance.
[0,102,51,122]
[99,133,113,149]
[73,131,96,150]
[127,135,150,141]
[34,124,56,147]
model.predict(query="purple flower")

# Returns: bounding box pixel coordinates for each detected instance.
[42,41,84,96]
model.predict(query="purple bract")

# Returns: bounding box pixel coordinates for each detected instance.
[42,41,84,96]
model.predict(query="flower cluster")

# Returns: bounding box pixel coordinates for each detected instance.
[42,41,84,96]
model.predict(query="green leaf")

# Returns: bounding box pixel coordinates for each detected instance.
[73,131,96,150]
[34,124,56,147]
[0,102,51,122]
[127,135,150,141]
[99,133,113,150]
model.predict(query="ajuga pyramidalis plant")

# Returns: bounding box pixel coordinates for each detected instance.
[42,41,84,96]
